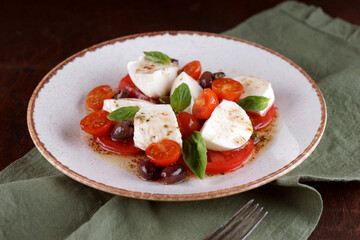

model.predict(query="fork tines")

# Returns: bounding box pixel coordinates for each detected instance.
[205,199,268,240]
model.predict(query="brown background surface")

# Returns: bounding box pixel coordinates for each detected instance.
[1,0,359,239]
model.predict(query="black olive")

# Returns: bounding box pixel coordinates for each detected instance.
[213,72,225,80]
[158,96,170,104]
[138,159,158,180]
[115,89,130,99]
[161,163,187,184]
[110,120,134,141]
[199,71,214,89]
[171,58,179,65]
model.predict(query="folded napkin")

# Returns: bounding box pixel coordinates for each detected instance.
[1,2,360,239]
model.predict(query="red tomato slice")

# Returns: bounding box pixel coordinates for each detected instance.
[212,78,244,101]
[145,139,181,166]
[176,112,201,139]
[118,74,157,103]
[97,133,142,154]
[86,85,113,111]
[192,88,219,119]
[80,110,112,136]
[248,104,275,130]
[180,61,202,80]
[206,139,254,174]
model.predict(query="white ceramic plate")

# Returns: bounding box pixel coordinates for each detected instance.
[27,31,326,201]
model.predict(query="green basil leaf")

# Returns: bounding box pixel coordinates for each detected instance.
[237,96,270,112]
[182,131,207,179]
[143,51,171,65]
[107,106,139,121]
[170,83,191,113]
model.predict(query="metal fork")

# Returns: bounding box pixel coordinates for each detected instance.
[204,199,268,240]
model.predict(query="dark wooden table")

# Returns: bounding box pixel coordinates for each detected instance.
[1,0,359,239]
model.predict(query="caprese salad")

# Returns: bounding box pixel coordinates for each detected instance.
[80,51,275,184]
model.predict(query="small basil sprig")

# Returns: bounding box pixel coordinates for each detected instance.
[182,131,207,179]
[237,96,270,112]
[107,106,139,121]
[170,83,191,113]
[143,51,171,65]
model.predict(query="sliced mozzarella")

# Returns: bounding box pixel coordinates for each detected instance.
[133,104,182,151]
[200,100,253,151]
[102,98,154,113]
[233,76,275,116]
[127,56,179,98]
[170,72,203,114]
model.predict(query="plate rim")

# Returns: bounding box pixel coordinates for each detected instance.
[27,30,327,201]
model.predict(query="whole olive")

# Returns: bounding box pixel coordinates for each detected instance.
[115,89,130,99]
[213,72,225,80]
[171,58,179,65]
[161,163,187,184]
[199,71,214,89]
[158,96,170,104]
[110,120,134,141]
[138,159,159,180]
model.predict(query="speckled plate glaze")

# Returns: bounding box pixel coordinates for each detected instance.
[27,31,326,201]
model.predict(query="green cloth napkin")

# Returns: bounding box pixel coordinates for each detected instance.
[1,2,360,239]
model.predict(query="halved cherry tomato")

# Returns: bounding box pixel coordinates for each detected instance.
[176,112,201,139]
[145,139,181,166]
[206,139,254,174]
[212,78,244,101]
[192,88,219,119]
[180,61,202,80]
[118,74,157,103]
[97,133,142,154]
[86,85,113,111]
[247,104,275,130]
[80,110,112,136]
